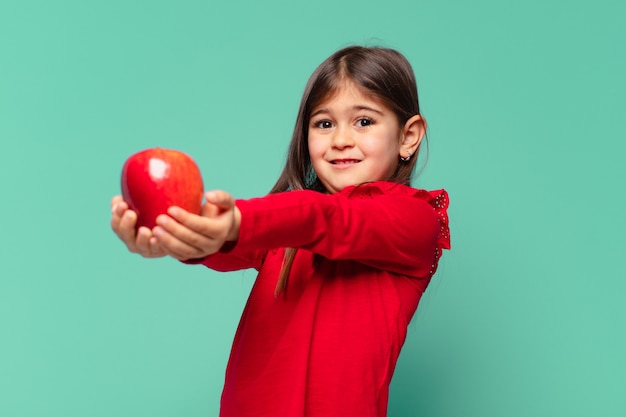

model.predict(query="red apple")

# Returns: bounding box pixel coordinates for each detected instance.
[121,148,204,229]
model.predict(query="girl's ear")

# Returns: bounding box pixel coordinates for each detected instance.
[400,115,427,158]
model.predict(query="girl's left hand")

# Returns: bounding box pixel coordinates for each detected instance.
[152,190,241,261]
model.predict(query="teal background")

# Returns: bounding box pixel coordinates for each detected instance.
[1,0,624,416]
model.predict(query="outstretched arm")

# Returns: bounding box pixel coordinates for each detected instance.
[229,182,449,278]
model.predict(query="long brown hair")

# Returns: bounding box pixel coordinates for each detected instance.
[270,46,425,296]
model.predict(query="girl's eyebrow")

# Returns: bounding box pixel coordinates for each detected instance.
[354,105,384,115]
[310,108,329,118]
[310,105,384,118]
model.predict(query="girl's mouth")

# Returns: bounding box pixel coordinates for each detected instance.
[331,159,360,165]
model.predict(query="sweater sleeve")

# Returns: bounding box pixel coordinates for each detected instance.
[186,242,267,272]
[231,181,450,278]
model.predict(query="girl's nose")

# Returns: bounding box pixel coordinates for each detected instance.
[331,126,355,149]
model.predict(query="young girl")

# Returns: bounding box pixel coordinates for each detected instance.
[111,46,450,417]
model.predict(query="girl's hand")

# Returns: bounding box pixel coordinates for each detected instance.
[110,195,167,258]
[152,190,241,261]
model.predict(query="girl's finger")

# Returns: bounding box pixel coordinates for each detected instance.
[135,227,155,256]
[205,190,235,211]
[153,226,213,260]
[155,214,217,251]
[111,196,129,219]
[164,208,227,244]
[117,210,139,249]
[111,195,124,209]
[149,237,167,257]
[133,227,167,258]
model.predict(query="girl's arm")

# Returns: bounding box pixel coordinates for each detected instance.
[231,182,450,278]
[150,182,450,278]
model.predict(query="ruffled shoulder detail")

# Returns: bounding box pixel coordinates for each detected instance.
[410,188,450,250]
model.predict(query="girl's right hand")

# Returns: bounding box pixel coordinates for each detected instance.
[110,195,167,258]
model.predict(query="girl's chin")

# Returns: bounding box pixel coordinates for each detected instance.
[319,180,364,194]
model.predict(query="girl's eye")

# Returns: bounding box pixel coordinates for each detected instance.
[314,120,333,129]
[357,118,373,127]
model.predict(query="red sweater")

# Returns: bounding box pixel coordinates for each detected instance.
[195,181,450,417]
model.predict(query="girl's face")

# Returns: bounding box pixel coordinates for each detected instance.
[308,81,405,194]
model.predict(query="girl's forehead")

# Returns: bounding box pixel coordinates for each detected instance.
[324,80,368,99]
[312,80,386,111]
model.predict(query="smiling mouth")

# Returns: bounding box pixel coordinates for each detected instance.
[331,159,361,165]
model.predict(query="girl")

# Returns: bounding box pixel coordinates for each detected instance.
[111,46,450,417]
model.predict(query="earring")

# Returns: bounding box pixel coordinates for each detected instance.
[400,151,411,162]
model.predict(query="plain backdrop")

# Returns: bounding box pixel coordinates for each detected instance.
[1,0,624,416]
